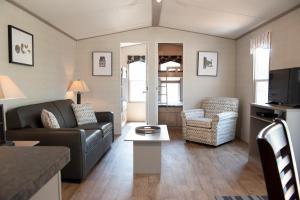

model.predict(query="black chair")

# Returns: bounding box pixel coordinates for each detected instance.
[257,118,300,200]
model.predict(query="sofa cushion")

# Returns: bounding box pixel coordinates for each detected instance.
[71,104,97,125]
[53,99,77,128]
[186,117,212,128]
[85,129,101,153]
[41,109,60,128]
[6,101,66,129]
[77,122,113,135]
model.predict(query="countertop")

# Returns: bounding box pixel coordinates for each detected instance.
[0,146,70,200]
[158,103,183,107]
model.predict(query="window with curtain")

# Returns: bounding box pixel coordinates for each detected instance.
[251,32,271,104]
[128,61,146,102]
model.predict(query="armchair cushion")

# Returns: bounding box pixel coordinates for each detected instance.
[186,117,212,128]
[181,109,205,120]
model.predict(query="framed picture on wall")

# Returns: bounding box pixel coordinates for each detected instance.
[197,51,218,76]
[8,25,34,66]
[92,51,112,76]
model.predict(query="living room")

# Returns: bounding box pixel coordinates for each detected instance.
[1,0,300,200]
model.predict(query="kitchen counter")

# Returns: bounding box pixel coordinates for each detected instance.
[158,103,183,107]
[0,146,70,200]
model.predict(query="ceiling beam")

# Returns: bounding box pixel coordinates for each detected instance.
[152,0,162,26]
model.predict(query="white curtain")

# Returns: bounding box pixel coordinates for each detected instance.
[250,32,271,54]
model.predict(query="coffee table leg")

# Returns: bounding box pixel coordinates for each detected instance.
[133,141,161,174]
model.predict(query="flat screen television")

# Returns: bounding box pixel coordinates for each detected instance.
[268,67,300,106]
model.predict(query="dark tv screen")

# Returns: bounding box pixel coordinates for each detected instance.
[268,69,289,104]
[288,68,300,105]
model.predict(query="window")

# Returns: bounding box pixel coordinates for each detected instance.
[253,48,270,103]
[160,61,180,71]
[129,61,146,102]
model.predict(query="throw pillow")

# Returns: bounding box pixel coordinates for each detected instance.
[41,109,60,128]
[71,103,97,125]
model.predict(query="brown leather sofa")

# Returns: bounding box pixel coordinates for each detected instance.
[6,99,114,181]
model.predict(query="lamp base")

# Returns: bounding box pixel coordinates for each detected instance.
[77,92,81,104]
[0,140,15,146]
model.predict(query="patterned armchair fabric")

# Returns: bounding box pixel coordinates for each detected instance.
[181,97,239,146]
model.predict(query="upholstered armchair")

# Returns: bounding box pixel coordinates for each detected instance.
[181,97,239,146]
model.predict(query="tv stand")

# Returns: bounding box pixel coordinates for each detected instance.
[266,101,279,105]
[0,140,15,146]
[249,103,300,174]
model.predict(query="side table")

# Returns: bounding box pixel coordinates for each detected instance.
[14,141,40,147]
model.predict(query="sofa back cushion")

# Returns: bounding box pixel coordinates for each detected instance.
[53,99,77,128]
[201,97,239,118]
[6,99,77,129]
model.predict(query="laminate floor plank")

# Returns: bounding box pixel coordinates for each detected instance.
[62,123,266,200]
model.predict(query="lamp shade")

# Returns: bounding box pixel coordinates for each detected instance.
[68,80,89,93]
[0,76,25,100]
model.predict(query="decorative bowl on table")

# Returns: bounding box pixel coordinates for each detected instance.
[135,126,161,134]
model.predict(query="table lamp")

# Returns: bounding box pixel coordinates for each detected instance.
[68,79,89,104]
[0,76,25,145]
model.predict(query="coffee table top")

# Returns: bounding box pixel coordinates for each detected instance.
[125,125,170,142]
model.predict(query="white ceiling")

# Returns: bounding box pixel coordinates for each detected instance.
[9,0,300,40]
[160,0,300,38]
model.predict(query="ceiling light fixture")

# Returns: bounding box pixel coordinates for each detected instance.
[156,0,162,3]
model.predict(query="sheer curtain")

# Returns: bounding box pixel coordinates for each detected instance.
[250,32,271,54]
[250,32,271,104]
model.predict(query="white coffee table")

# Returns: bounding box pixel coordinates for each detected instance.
[125,125,170,174]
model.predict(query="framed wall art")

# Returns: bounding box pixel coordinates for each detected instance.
[8,25,34,66]
[92,51,112,76]
[197,51,218,76]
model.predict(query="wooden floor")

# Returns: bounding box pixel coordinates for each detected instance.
[62,123,266,200]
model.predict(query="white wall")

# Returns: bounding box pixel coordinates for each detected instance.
[236,8,300,142]
[120,44,147,122]
[76,27,236,135]
[0,1,76,111]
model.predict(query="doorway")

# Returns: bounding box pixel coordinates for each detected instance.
[157,43,183,128]
[120,43,147,127]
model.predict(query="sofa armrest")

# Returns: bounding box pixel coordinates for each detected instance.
[6,128,87,180]
[95,111,114,141]
[181,109,205,120]
[95,111,113,123]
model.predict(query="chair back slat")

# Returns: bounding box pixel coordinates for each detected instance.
[281,169,293,189]
[257,119,300,200]
[278,155,290,173]
[285,185,295,200]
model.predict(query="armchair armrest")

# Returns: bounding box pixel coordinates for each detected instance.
[212,111,238,122]
[6,128,86,179]
[181,109,205,120]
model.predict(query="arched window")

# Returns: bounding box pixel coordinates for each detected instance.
[160,61,180,71]
[128,61,146,102]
